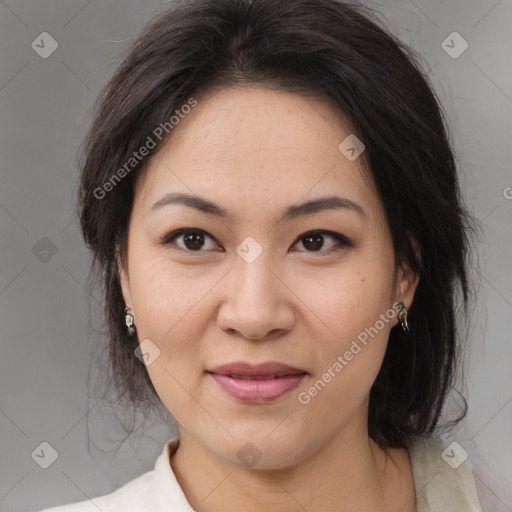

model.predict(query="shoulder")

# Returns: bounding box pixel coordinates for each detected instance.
[36,437,189,512]
[404,434,484,512]
[37,469,157,512]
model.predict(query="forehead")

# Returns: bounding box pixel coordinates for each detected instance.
[134,85,379,220]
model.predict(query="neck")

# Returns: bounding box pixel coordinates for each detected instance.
[169,409,416,512]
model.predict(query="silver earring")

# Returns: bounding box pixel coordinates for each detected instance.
[396,302,409,332]
[124,307,136,336]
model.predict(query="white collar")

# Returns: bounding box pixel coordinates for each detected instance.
[154,437,194,511]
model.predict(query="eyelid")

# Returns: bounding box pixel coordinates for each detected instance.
[159,228,220,250]
[291,229,351,248]
[160,228,351,253]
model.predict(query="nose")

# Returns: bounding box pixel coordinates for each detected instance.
[216,254,295,341]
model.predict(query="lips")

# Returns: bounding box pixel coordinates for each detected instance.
[227,374,297,380]
[208,361,307,379]
[207,361,308,402]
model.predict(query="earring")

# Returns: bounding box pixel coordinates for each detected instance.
[396,302,409,332]
[124,307,136,336]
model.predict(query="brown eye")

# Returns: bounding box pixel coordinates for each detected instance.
[292,230,350,253]
[183,232,206,250]
[161,228,350,254]
[162,229,218,252]
[302,234,324,251]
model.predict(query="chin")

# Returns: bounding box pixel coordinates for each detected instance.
[211,432,309,471]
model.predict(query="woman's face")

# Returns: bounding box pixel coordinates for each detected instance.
[119,85,418,469]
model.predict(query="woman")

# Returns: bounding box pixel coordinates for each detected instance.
[40,0,487,510]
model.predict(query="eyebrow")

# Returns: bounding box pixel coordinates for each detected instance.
[148,191,367,221]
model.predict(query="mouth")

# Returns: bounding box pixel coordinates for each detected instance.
[214,373,306,380]
[206,361,308,402]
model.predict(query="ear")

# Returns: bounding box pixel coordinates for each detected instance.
[392,236,421,326]
[116,245,133,309]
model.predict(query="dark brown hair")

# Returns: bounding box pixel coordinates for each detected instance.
[78,0,478,449]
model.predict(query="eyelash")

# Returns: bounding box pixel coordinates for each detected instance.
[159,228,351,254]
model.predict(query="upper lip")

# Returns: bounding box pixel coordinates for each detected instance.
[208,361,307,378]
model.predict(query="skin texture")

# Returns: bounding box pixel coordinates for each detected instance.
[119,85,420,512]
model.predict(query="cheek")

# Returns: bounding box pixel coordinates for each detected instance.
[294,256,395,345]
[297,259,394,408]
[301,312,392,432]
[128,249,218,344]
[127,252,215,422]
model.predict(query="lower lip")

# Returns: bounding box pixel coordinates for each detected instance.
[209,373,307,402]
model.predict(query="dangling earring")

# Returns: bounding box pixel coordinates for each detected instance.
[396,302,409,332]
[124,307,136,336]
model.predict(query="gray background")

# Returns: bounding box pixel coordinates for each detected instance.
[0,0,511,511]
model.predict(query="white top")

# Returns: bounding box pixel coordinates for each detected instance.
[39,435,485,512]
